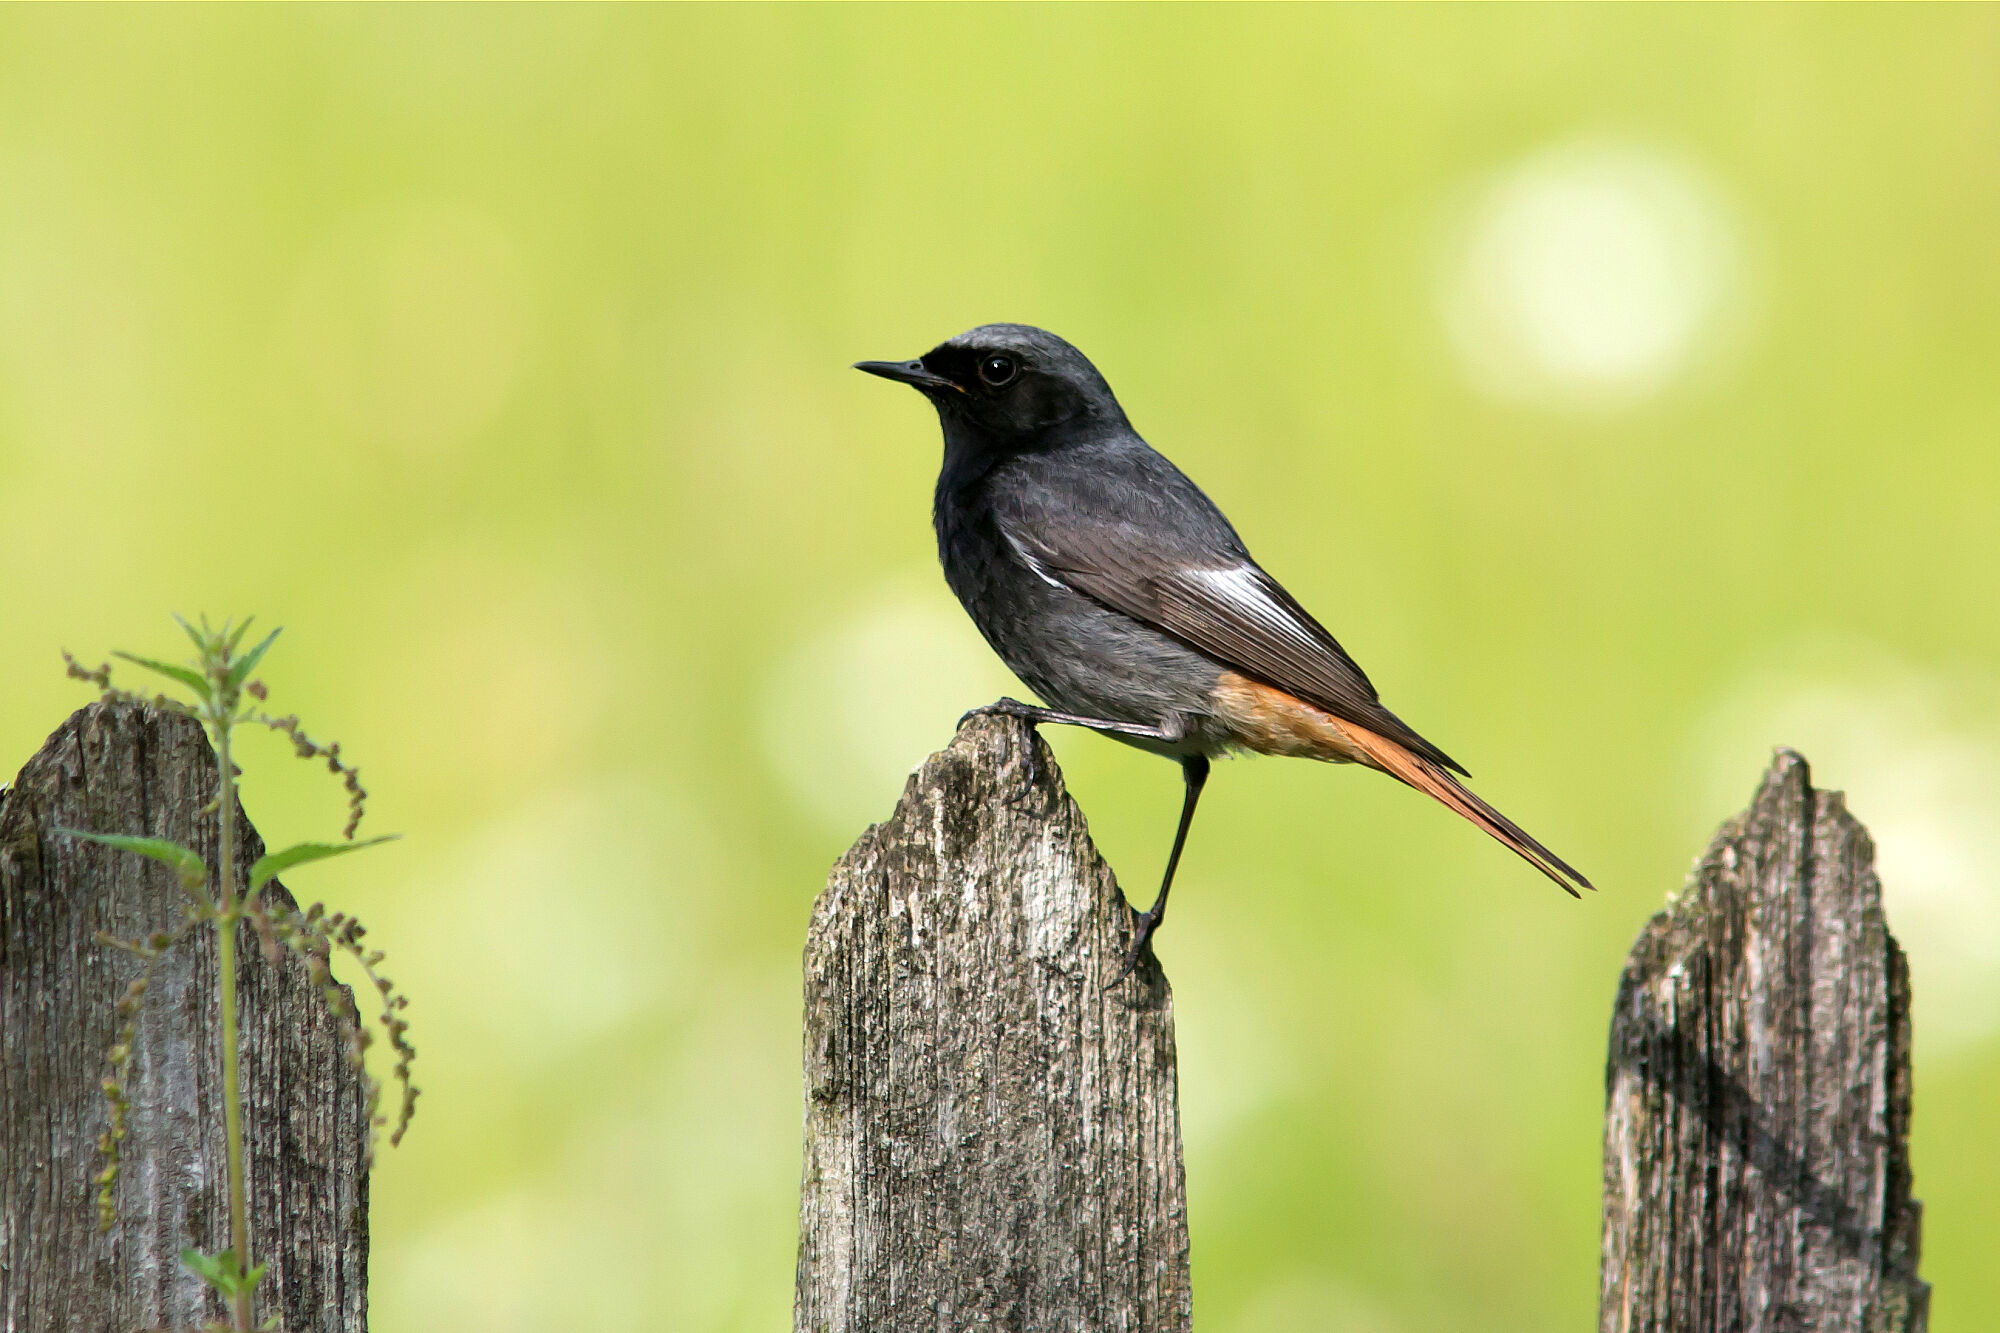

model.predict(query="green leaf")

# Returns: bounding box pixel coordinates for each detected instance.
[59,829,208,890]
[112,651,212,703]
[227,626,282,692]
[179,1247,230,1292]
[172,613,209,655]
[249,835,400,894]
[226,616,256,655]
[180,1247,262,1299]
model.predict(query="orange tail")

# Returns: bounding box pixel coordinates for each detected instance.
[1209,671,1592,895]
[1343,725,1592,897]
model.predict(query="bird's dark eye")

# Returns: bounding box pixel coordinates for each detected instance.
[977,354,1018,387]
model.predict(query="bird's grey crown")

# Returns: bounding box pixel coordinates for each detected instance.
[939,323,1079,355]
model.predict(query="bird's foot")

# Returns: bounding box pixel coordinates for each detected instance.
[1105,906,1163,990]
[957,697,1036,730]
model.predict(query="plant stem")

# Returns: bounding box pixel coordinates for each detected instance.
[215,717,252,1332]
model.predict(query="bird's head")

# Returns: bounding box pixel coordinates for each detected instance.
[856,324,1127,444]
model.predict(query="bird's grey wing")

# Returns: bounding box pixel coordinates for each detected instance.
[991,457,1468,776]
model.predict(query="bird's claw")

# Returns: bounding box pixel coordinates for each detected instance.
[1104,907,1162,991]
[958,697,1031,730]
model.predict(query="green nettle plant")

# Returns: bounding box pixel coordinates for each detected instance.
[60,617,416,1333]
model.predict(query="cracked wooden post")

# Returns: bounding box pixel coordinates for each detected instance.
[1,701,369,1333]
[795,715,1191,1333]
[1601,749,1929,1332]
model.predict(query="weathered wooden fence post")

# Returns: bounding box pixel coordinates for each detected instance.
[1,701,369,1333]
[795,715,1191,1333]
[1601,749,1929,1331]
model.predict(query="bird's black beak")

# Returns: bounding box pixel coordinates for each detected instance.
[854,359,961,393]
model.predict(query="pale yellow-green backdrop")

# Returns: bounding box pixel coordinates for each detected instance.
[3,7,1997,1330]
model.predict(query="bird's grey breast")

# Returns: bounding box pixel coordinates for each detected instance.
[934,465,1225,741]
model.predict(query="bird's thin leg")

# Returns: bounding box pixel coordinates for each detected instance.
[959,696,1184,746]
[1108,754,1209,989]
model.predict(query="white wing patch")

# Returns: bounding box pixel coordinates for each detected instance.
[1176,556,1336,656]
[1186,565,1266,602]
[1005,531,1069,590]
[1184,566,1322,650]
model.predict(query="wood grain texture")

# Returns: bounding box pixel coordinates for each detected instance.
[1601,749,1927,1333]
[795,715,1190,1333]
[2,701,368,1333]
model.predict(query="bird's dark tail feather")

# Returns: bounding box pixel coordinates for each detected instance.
[1345,726,1592,896]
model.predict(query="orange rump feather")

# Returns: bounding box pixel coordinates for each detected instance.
[1211,672,1589,896]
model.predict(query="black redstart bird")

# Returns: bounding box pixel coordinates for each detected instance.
[858,324,1590,979]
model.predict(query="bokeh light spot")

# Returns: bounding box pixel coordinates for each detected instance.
[1440,137,1742,410]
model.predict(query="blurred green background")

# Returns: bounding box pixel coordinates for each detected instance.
[3,7,1997,1329]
